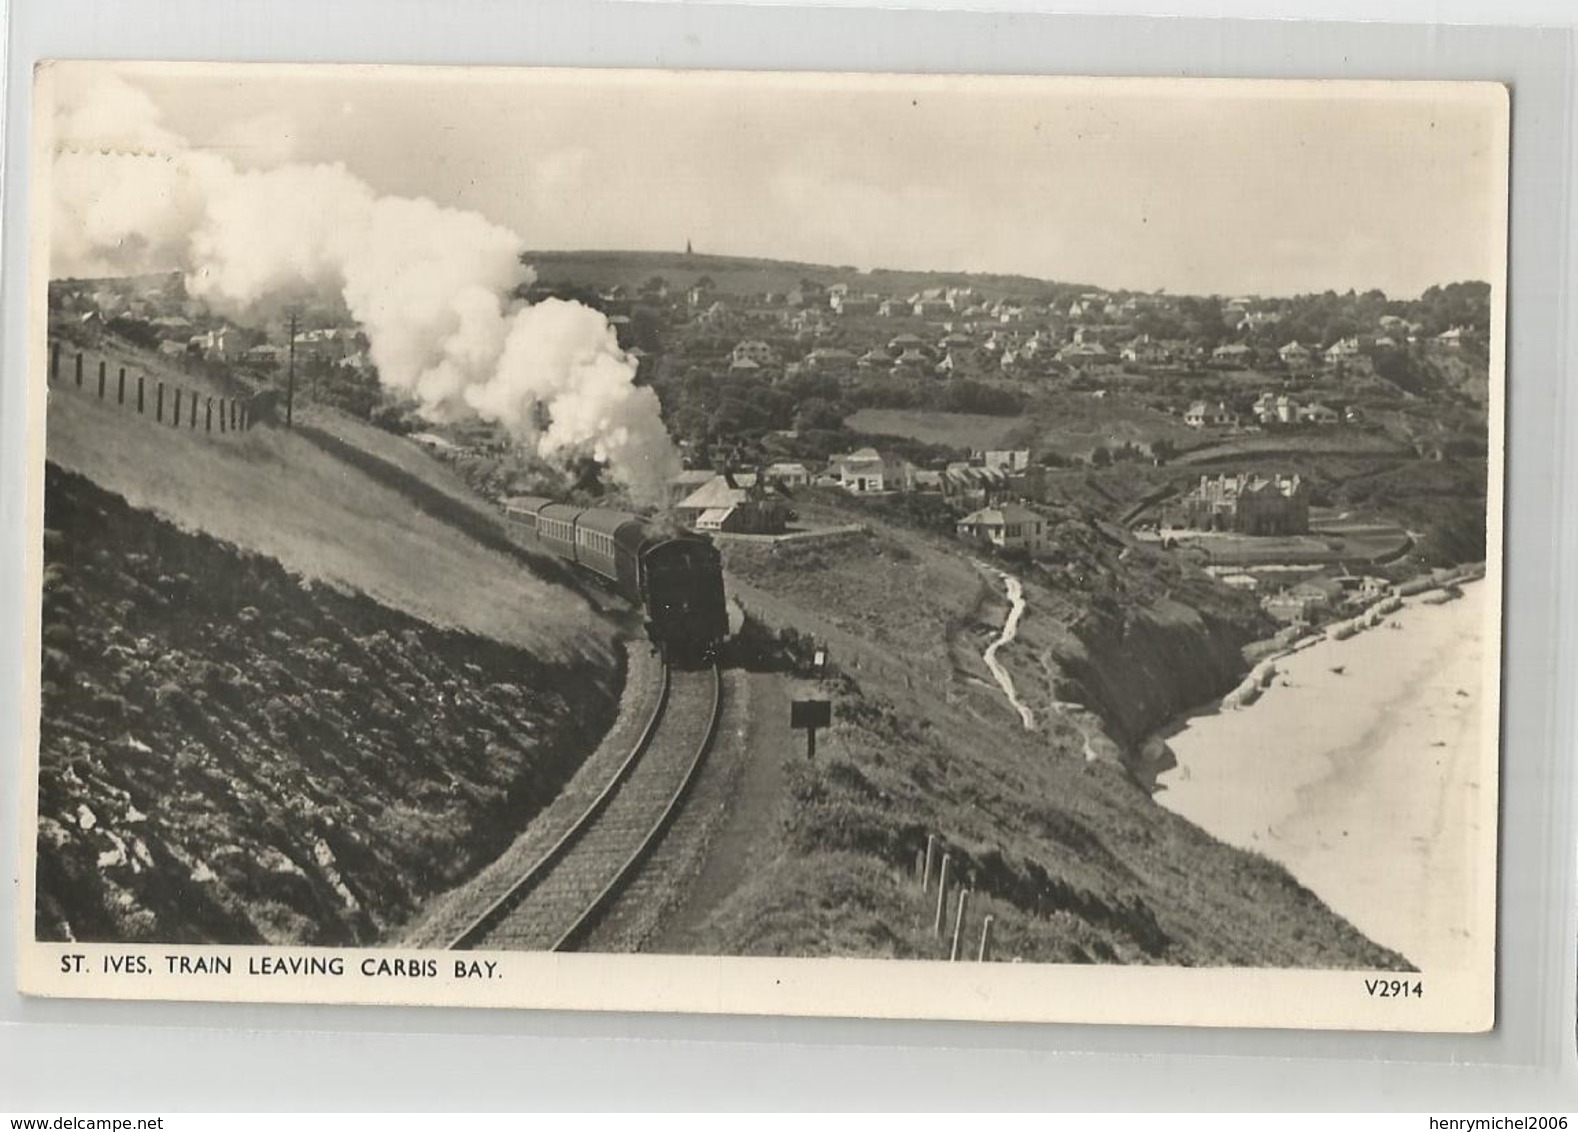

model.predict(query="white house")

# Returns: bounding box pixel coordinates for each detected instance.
[1324,337,1362,363]
[764,462,811,488]
[956,503,1046,554]
[1211,342,1253,367]
[829,448,914,494]
[1278,340,1314,368]
[1185,401,1237,429]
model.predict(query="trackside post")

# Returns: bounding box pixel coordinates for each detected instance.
[934,853,952,938]
[950,889,969,961]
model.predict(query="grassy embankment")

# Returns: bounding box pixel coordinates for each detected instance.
[699,493,1401,967]
[36,373,621,944]
[45,383,605,658]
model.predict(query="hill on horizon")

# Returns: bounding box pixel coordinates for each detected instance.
[523,248,1099,300]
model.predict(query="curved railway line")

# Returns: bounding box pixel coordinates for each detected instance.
[448,662,723,952]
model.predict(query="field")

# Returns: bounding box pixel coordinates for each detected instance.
[1173,430,1412,466]
[1021,392,1204,458]
[1159,529,1410,567]
[848,392,1203,461]
[843,408,1032,452]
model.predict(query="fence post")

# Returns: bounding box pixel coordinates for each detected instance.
[950,889,970,961]
[922,834,937,894]
[205,398,213,432]
[241,406,249,431]
[97,360,106,399]
[49,342,59,384]
[117,367,126,405]
[914,848,926,887]
[977,914,994,962]
[171,387,181,426]
[189,391,197,429]
[933,853,952,938]
[74,353,83,388]
[219,399,227,434]
[156,382,165,423]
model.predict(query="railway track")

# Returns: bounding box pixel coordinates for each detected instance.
[448,662,723,952]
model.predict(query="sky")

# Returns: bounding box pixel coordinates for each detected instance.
[65,63,1509,299]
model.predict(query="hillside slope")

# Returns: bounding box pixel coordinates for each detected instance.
[709,497,1402,968]
[37,468,620,944]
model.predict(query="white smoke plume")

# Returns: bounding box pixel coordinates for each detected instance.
[49,72,680,503]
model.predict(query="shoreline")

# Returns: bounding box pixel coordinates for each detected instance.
[1152,576,1491,973]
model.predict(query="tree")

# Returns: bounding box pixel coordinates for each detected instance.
[628,306,666,354]
[793,397,844,432]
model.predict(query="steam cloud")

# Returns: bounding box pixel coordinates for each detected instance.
[50,73,680,503]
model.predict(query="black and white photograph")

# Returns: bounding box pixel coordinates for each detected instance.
[17,62,1507,1029]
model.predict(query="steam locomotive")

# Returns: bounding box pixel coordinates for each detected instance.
[502,497,730,661]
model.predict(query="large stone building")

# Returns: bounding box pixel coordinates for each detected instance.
[1177,473,1310,536]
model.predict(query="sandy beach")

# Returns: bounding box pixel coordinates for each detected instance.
[1157,582,1494,973]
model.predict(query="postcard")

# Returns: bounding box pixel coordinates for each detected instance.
[17,62,1507,1029]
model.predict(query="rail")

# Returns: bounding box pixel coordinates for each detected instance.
[447,663,674,950]
[553,663,723,952]
[447,662,724,953]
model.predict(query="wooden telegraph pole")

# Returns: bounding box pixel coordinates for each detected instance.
[285,311,298,428]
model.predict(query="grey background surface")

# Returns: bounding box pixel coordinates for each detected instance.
[2,0,1575,1110]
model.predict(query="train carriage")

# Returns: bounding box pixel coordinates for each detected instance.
[502,496,554,538]
[574,507,646,597]
[533,502,584,561]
